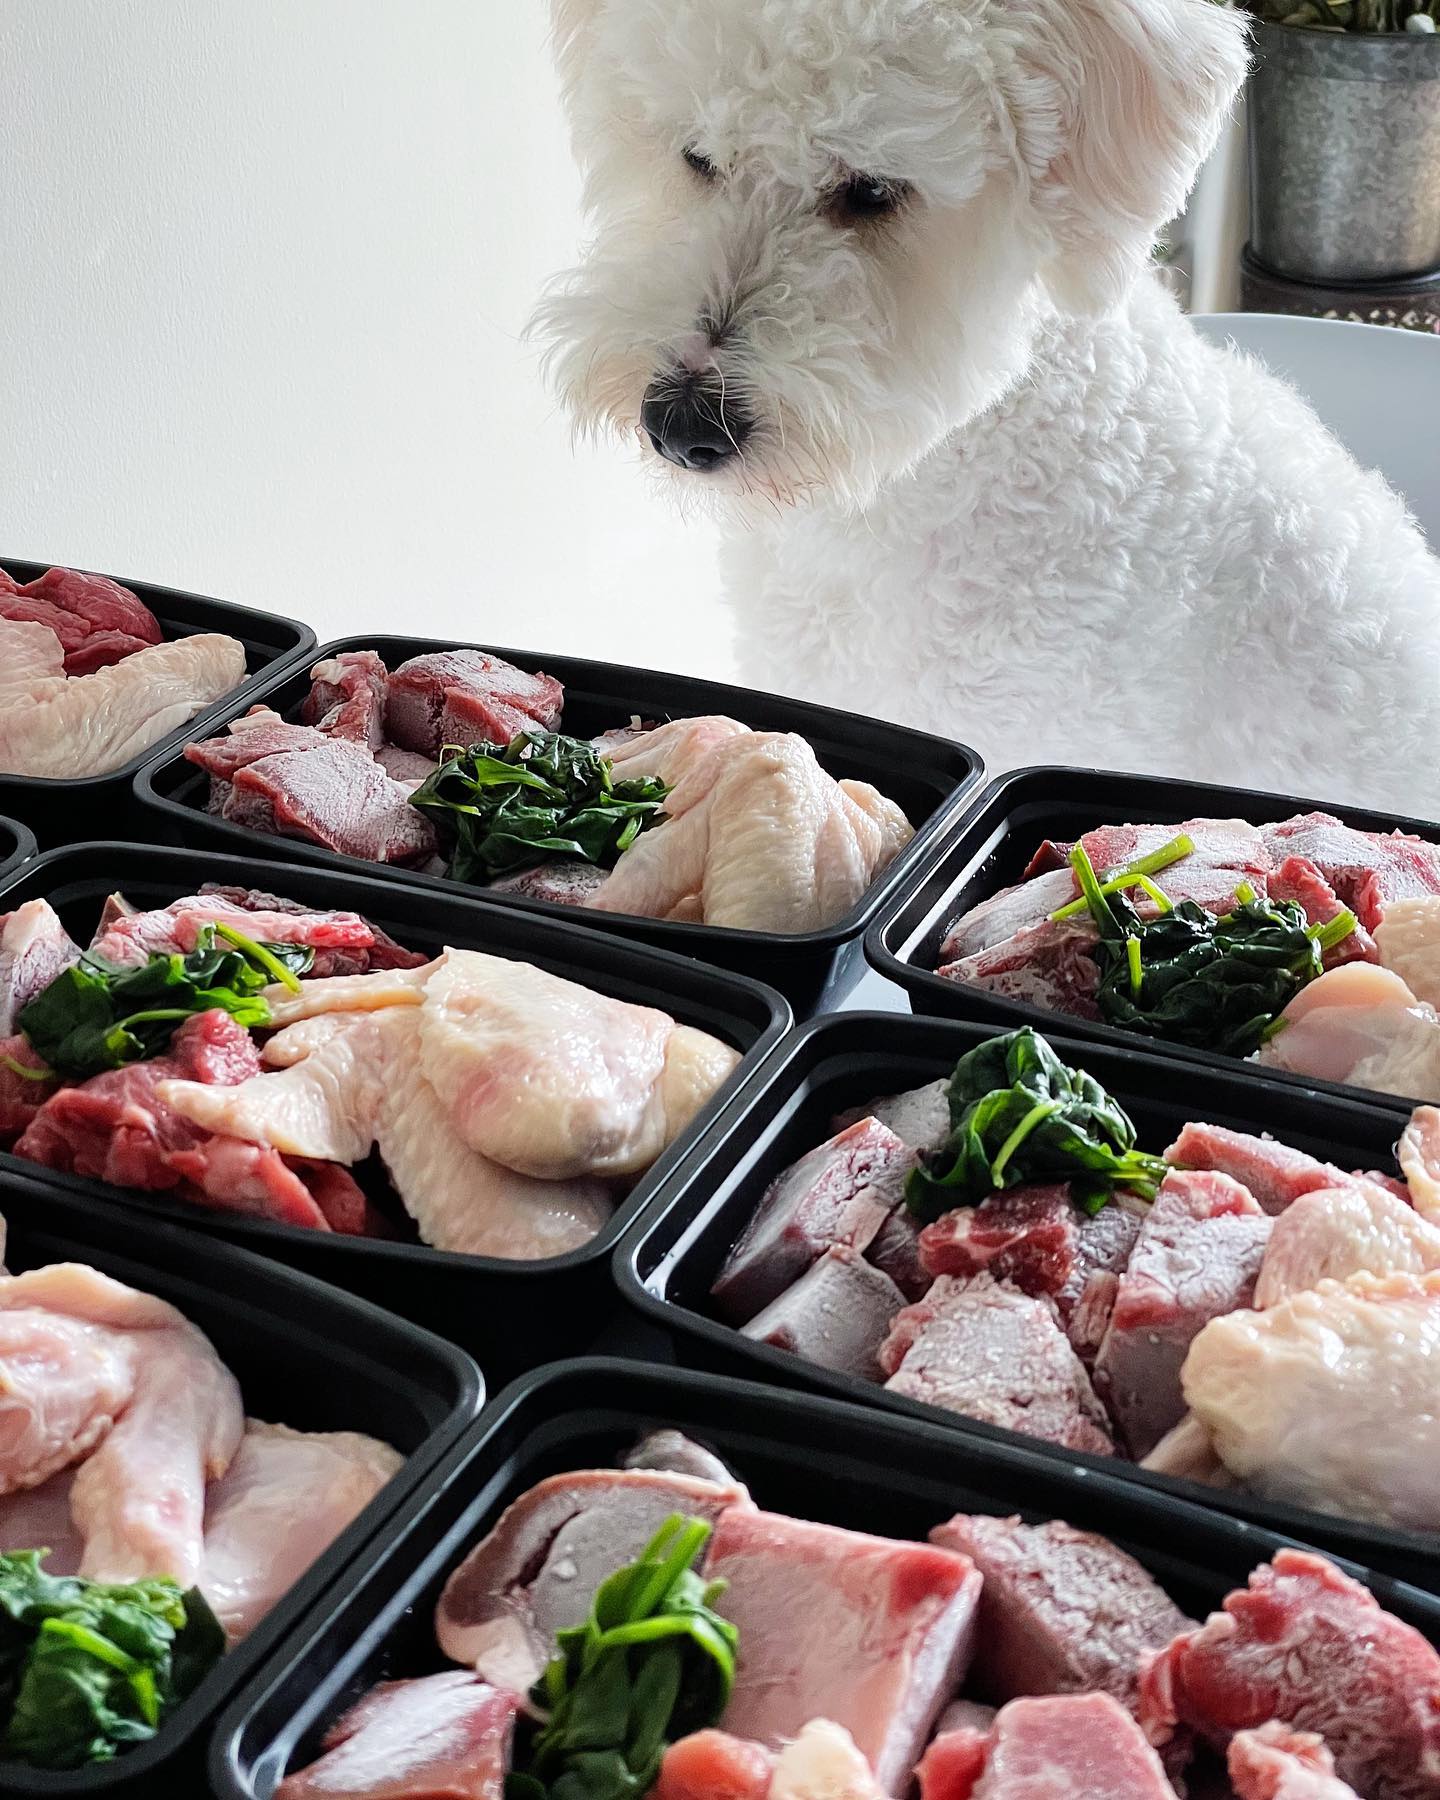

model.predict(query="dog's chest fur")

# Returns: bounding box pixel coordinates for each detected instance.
[724,278,1440,816]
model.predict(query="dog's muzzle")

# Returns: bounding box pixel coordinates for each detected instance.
[640,376,751,473]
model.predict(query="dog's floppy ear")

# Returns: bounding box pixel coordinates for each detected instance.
[550,0,605,107]
[1004,0,1249,314]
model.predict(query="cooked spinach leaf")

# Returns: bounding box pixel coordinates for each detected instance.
[906,1026,1168,1220]
[410,731,670,886]
[17,922,312,1081]
[0,1551,224,1770]
[508,1514,738,1800]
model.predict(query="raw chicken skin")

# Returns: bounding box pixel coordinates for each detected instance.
[1259,962,1440,1101]
[1399,1107,1440,1220]
[1377,897,1440,1009]
[1255,1183,1440,1306]
[419,950,739,1180]
[0,626,247,778]
[201,1419,402,1640]
[594,720,913,931]
[260,961,434,1025]
[0,1307,137,1492]
[0,617,66,688]
[1181,1269,1440,1530]
[0,1264,242,1585]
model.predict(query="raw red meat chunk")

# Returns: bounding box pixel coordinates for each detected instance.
[740,1245,905,1380]
[929,1514,1193,1716]
[707,1505,981,1794]
[1165,1121,1406,1213]
[917,1694,1180,1800]
[225,738,439,865]
[1139,1548,1440,1800]
[881,1274,1115,1456]
[13,1010,371,1233]
[300,649,389,748]
[274,1671,518,1800]
[656,1730,774,1800]
[1229,1723,1363,1800]
[0,566,163,674]
[939,870,1080,961]
[0,1034,57,1144]
[866,1203,933,1302]
[918,1185,1077,1294]
[1054,1202,1146,1364]
[939,919,1102,1021]
[711,1118,914,1320]
[185,709,330,777]
[861,1079,952,1152]
[384,649,564,756]
[1093,1170,1272,1459]
[1268,856,1377,967]
[1263,813,1440,933]
[488,861,609,908]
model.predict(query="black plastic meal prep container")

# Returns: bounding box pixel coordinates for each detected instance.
[865,763,1440,1111]
[208,1355,1440,1800]
[0,1171,483,1799]
[131,633,983,1015]
[615,1008,1440,1587]
[0,841,790,1374]
[0,556,315,849]
[0,813,37,882]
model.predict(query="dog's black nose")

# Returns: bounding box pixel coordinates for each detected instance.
[640,380,748,472]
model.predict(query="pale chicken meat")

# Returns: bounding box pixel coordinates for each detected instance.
[0,1263,243,1585]
[0,1302,138,1493]
[200,1419,402,1640]
[1376,896,1440,1009]
[1258,961,1440,1101]
[1399,1106,1440,1221]
[259,961,434,1026]
[1255,1182,1440,1306]
[0,620,247,778]
[593,718,913,931]
[1180,1269,1440,1530]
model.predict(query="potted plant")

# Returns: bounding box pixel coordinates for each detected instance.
[1246,0,1440,285]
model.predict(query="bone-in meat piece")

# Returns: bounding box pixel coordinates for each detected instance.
[1139,1548,1440,1800]
[1400,1105,1440,1220]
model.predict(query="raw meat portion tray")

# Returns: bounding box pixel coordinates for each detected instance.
[132,633,983,1014]
[614,1009,1438,1585]
[0,1173,482,1799]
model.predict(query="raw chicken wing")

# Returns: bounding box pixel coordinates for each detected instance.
[1255,1182,1440,1306]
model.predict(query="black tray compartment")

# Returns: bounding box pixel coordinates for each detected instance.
[866,764,1440,1111]
[0,555,315,847]
[208,1357,1440,1800]
[615,1010,1438,1585]
[0,842,789,1374]
[0,1173,482,1798]
[133,633,982,1014]
[0,814,37,882]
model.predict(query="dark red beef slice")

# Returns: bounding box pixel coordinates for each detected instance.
[1056,1200,1146,1364]
[930,1514,1194,1714]
[740,1245,905,1380]
[919,1186,1078,1294]
[1262,812,1440,933]
[1093,1170,1271,1459]
[833,1080,951,1153]
[881,1274,1115,1456]
[196,883,428,972]
[1165,1121,1406,1212]
[711,1118,913,1321]
[1267,855,1377,968]
[224,740,439,865]
[375,744,437,786]
[487,862,609,908]
[867,1204,933,1302]
[61,629,152,675]
[0,591,92,653]
[940,871,1079,962]
[19,566,162,642]
[185,712,331,777]
[939,918,1102,1021]
[301,649,389,748]
[384,650,564,756]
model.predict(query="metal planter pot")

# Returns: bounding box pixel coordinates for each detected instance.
[1248,19,1440,282]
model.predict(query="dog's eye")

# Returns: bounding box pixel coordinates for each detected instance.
[683,146,719,181]
[833,175,908,222]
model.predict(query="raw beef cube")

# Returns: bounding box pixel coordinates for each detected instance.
[866,1079,952,1152]
[867,1203,933,1301]
[656,1729,775,1800]
[1229,1723,1363,1800]
[225,739,439,865]
[0,898,81,1033]
[487,861,609,908]
[301,649,389,748]
[1139,1548,1440,1800]
[62,629,151,675]
[274,1672,518,1800]
[374,743,437,787]
[939,870,1080,961]
[929,1514,1193,1715]
[1268,855,1377,968]
[740,1245,905,1380]
[384,649,564,756]
[1165,1121,1406,1213]
[881,1274,1115,1456]
[19,566,162,643]
[917,1695,1180,1800]
[1094,1170,1271,1459]
[1054,1201,1146,1364]
[185,708,330,777]
[939,919,1102,1021]
[918,1186,1077,1294]
[707,1505,981,1794]
[1263,813,1440,932]
[0,1034,57,1144]
[711,1118,913,1320]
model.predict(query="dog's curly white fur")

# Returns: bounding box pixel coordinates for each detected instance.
[537,0,1440,815]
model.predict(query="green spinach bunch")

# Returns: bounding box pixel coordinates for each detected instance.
[410,732,671,886]
[508,1514,738,1800]
[0,1551,224,1770]
[13,921,312,1082]
[906,1027,1168,1220]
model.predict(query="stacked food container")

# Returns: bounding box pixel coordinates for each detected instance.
[3,552,1437,1799]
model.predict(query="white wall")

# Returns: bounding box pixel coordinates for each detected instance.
[0,1,733,675]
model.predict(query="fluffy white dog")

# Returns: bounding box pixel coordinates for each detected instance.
[536,0,1440,817]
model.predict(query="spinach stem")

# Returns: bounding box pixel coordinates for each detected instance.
[989,1097,1065,1183]
[1127,936,1144,996]
[0,1054,52,1082]
[1306,907,1359,953]
[1050,833,1193,921]
[214,920,303,994]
